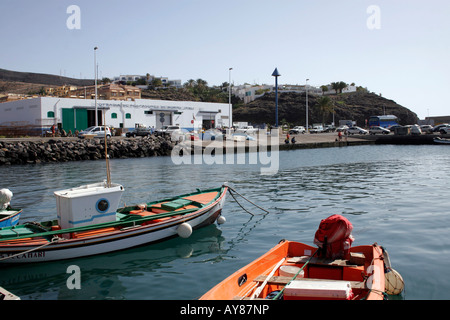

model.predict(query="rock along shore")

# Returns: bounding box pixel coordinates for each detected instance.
[0,136,174,166]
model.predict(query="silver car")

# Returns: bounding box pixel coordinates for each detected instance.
[347,126,368,135]
[369,126,390,135]
[78,126,112,139]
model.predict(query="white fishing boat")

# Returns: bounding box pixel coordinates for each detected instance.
[0,181,228,264]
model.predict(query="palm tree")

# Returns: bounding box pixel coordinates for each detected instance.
[184,79,196,88]
[331,82,339,94]
[337,81,347,93]
[196,78,208,89]
[316,96,334,124]
[331,81,348,94]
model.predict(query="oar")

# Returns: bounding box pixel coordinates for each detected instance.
[250,257,286,299]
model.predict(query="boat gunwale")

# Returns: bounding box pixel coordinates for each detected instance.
[0,208,22,221]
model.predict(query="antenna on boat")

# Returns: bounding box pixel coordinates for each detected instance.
[103,111,112,188]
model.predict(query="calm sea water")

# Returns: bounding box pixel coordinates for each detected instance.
[1,144,449,300]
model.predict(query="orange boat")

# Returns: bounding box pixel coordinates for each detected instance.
[201,215,404,300]
[200,240,387,300]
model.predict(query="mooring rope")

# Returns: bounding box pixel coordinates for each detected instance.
[0,236,62,261]
[226,185,270,216]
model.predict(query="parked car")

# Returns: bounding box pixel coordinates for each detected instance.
[324,125,336,133]
[388,125,402,132]
[336,125,349,132]
[432,123,449,133]
[347,126,368,135]
[201,129,224,141]
[155,126,168,136]
[420,125,433,134]
[309,125,324,134]
[439,125,450,134]
[369,126,390,135]
[289,126,306,134]
[78,126,111,139]
[126,127,151,137]
[236,126,257,134]
[155,125,181,136]
[231,133,256,141]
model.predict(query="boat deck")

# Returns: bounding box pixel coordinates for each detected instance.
[201,241,385,300]
[233,253,370,300]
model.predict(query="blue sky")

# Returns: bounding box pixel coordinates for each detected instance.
[1,0,449,119]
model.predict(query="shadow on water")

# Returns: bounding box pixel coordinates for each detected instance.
[0,224,225,300]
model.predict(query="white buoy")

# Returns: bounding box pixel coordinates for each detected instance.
[385,268,404,295]
[217,215,226,225]
[177,223,192,238]
[0,188,13,210]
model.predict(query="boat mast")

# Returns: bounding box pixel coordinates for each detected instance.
[103,111,111,188]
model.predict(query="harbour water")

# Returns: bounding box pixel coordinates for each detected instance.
[1,144,450,300]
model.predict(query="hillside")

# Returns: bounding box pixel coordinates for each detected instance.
[141,88,198,101]
[0,68,94,91]
[233,91,419,126]
[0,68,419,126]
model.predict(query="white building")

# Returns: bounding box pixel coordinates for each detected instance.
[0,97,231,135]
[323,84,357,95]
[232,84,273,104]
[113,74,182,88]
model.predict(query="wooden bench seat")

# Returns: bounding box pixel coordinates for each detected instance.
[287,252,365,267]
[253,275,366,290]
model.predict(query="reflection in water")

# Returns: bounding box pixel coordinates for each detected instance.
[1,225,225,300]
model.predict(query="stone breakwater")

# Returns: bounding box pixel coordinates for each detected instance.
[0,136,174,165]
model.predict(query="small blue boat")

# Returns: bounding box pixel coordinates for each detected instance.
[0,208,22,228]
[0,188,21,228]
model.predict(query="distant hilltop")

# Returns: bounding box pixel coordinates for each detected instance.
[0,68,94,87]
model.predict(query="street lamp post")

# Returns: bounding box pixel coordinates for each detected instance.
[306,78,309,133]
[94,46,98,126]
[229,67,233,128]
[272,68,281,127]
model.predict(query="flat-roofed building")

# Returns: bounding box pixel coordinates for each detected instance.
[0,96,231,135]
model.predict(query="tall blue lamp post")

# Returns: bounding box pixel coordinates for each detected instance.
[272,68,281,127]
